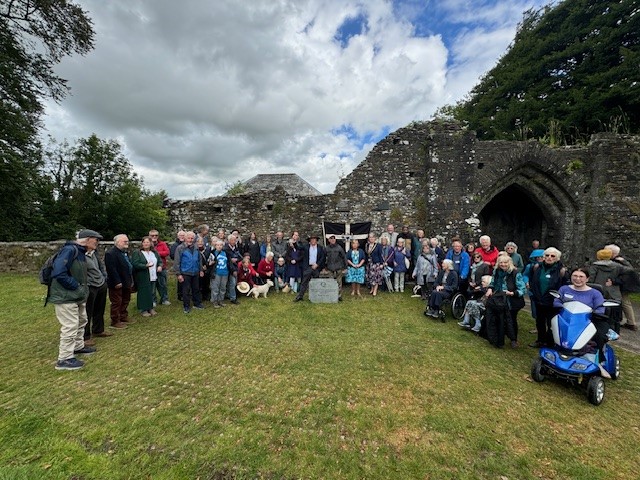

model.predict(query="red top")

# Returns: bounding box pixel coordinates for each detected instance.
[257,259,275,278]
[475,246,499,273]
[155,240,170,267]
[237,263,258,287]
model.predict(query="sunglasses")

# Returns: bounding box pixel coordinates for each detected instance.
[544,254,557,258]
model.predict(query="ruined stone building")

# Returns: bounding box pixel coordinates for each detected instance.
[168,121,640,267]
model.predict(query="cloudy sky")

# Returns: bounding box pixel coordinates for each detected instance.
[44,0,549,200]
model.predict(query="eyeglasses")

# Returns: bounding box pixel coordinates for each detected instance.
[544,254,556,258]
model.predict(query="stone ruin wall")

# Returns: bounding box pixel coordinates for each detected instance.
[167,121,640,268]
[2,122,639,273]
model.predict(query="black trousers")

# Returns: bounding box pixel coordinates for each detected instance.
[84,283,108,338]
[485,306,516,348]
[535,303,558,345]
[296,268,320,299]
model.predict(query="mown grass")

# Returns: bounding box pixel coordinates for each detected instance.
[1,274,639,480]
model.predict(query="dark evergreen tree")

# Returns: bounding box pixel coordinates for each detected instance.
[449,0,640,143]
[0,0,94,240]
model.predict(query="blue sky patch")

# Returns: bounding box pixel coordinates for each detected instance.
[334,13,369,48]
[332,124,392,150]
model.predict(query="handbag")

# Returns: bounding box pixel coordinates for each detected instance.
[509,294,525,310]
[384,265,393,278]
[486,291,508,310]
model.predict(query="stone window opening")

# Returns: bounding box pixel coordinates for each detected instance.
[477,162,485,169]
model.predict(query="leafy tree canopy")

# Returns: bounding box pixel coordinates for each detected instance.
[447,0,640,144]
[42,134,170,241]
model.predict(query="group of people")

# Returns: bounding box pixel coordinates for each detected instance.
[48,229,172,370]
[48,223,638,370]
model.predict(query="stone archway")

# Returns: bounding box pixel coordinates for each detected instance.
[478,184,552,252]
[477,164,579,258]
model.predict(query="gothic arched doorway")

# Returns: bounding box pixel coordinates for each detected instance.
[478,184,554,253]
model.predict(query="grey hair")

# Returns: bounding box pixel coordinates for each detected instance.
[544,247,562,260]
[604,244,620,257]
[442,259,454,269]
[505,241,518,251]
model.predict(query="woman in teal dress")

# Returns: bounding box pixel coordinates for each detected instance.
[346,239,366,297]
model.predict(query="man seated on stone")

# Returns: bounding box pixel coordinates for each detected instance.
[324,234,348,300]
[294,234,326,302]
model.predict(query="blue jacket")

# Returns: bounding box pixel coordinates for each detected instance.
[446,250,470,280]
[174,243,203,275]
[392,247,410,273]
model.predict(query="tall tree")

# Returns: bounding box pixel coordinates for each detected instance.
[43,134,169,241]
[0,0,94,240]
[449,0,640,143]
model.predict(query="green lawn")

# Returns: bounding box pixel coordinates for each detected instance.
[1,274,639,479]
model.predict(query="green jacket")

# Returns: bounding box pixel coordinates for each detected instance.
[131,249,161,290]
[48,243,89,304]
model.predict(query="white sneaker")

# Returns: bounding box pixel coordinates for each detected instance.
[162,300,171,306]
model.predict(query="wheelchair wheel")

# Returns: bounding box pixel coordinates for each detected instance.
[450,292,466,320]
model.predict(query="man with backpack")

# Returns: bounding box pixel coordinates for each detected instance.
[49,229,103,371]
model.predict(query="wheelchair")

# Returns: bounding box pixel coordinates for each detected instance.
[423,287,467,321]
[443,291,467,321]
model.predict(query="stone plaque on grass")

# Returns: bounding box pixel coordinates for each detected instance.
[309,278,339,303]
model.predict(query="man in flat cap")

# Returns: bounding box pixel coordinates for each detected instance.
[49,229,103,371]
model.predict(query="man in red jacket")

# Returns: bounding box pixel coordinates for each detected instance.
[150,229,171,306]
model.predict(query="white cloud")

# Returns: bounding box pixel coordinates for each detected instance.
[42,0,542,199]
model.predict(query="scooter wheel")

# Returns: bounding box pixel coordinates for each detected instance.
[586,376,605,406]
[531,358,545,383]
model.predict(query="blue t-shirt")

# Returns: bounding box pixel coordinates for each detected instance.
[210,251,229,276]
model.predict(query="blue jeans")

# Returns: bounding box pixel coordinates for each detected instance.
[155,269,169,303]
[226,273,237,301]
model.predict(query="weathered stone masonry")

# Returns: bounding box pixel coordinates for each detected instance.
[4,122,638,273]
[167,121,640,267]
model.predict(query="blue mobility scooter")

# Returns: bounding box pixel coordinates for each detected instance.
[530,292,620,406]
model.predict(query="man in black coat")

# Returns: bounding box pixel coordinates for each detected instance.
[105,234,134,329]
[294,234,326,302]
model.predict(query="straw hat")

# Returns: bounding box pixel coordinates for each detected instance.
[237,281,251,294]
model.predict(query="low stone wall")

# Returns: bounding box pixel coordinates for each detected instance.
[0,241,143,274]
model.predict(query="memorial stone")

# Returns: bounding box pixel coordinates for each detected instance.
[309,278,339,303]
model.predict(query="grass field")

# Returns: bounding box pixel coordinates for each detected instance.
[1,274,639,480]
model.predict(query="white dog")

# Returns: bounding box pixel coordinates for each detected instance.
[247,280,274,299]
